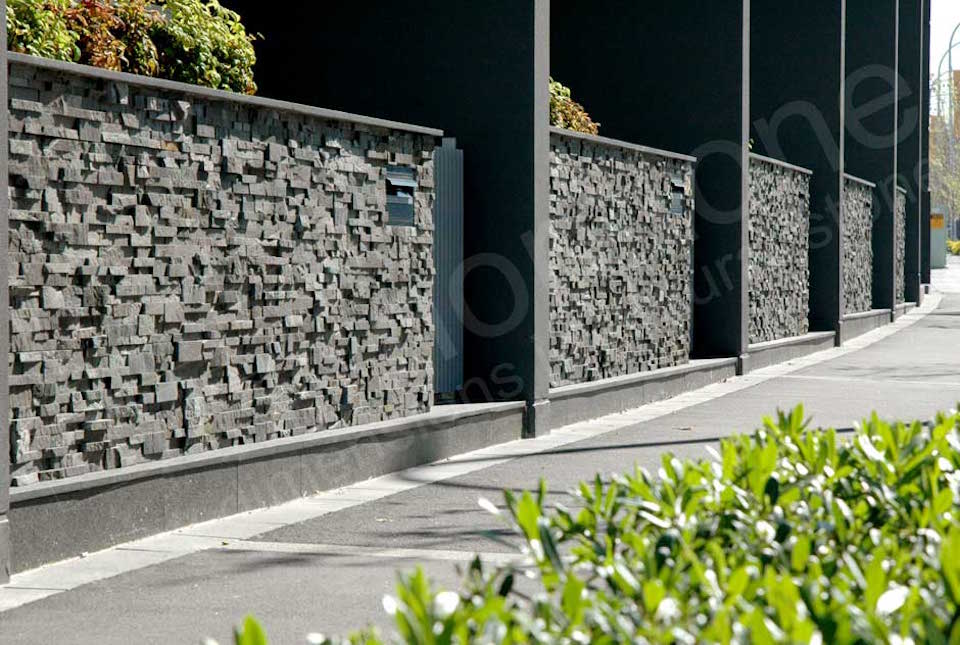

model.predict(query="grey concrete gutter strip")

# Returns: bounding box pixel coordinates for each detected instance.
[843,173,877,189]
[843,308,892,321]
[840,309,894,343]
[546,359,739,429]
[549,358,737,400]
[7,53,444,137]
[549,127,697,164]
[10,403,524,505]
[748,152,814,176]
[742,331,838,373]
[747,330,836,353]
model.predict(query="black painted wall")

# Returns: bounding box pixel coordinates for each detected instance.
[750,1,845,332]
[921,0,932,285]
[551,0,750,359]
[846,0,900,311]
[899,0,924,304]
[223,1,551,411]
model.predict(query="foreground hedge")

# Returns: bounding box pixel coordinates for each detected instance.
[232,406,960,644]
[7,0,258,94]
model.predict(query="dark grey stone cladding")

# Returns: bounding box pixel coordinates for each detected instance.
[549,131,693,388]
[842,177,874,315]
[7,61,436,486]
[748,155,811,344]
[895,189,906,305]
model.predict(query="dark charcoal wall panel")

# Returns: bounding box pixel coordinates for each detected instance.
[921,0,932,284]
[551,0,749,360]
[846,0,899,311]
[898,0,923,303]
[750,0,844,332]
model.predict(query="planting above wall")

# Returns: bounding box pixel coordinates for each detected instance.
[549,78,599,135]
[6,0,259,94]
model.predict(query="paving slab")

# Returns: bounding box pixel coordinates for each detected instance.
[0,549,468,645]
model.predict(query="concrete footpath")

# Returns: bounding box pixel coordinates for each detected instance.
[1,267,959,644]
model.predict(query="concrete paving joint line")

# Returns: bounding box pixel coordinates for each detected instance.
[0,292,943,613]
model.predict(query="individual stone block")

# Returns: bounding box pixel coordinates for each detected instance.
[156,382,179,404]
[176,341,204,363]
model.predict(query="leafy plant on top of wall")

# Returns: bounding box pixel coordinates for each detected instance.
[550,77,600,135]
[6,0,258,94]
[6,0,78,61]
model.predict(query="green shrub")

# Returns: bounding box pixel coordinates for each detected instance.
[151,0,258,95]
[948,240,960,256]
[550,78,600,135]
[65,0,160,74]
[6,0,256,93]
[231,406,960,644]
[7,0,79,62]
[109,0,161,76]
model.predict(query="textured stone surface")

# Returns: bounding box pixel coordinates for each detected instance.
[748,156,811,344]
[842,177,874,315]
[7,61,436,486]
[549,133,693,388]
[895,189,906,305]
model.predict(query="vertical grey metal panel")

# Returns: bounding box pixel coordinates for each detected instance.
[433,138,464,396]
[0,0,12,583]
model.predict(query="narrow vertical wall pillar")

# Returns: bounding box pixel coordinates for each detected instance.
[0,0,12,583]
[551,0,751,364]
[899,0,924,304]
[920,0,932,285]
[846,0,900,314]
[750,0,846,338]
[526,0,552,435]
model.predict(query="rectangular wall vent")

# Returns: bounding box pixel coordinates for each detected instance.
[386,166,417,227]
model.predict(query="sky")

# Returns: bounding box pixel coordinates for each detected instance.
[932,0,960,80]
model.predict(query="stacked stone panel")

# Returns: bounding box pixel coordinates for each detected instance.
[842,176,874,315]
[748,156,811,344]
[895,188,906,304]
[549,132,693,388]
[7,61,436,486]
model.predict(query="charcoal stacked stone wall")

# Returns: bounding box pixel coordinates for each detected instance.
[895,188,906,304]
[7,60,436,486]
[842,176,874,315]
[748,155,811,344]
[549,130,693,388]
